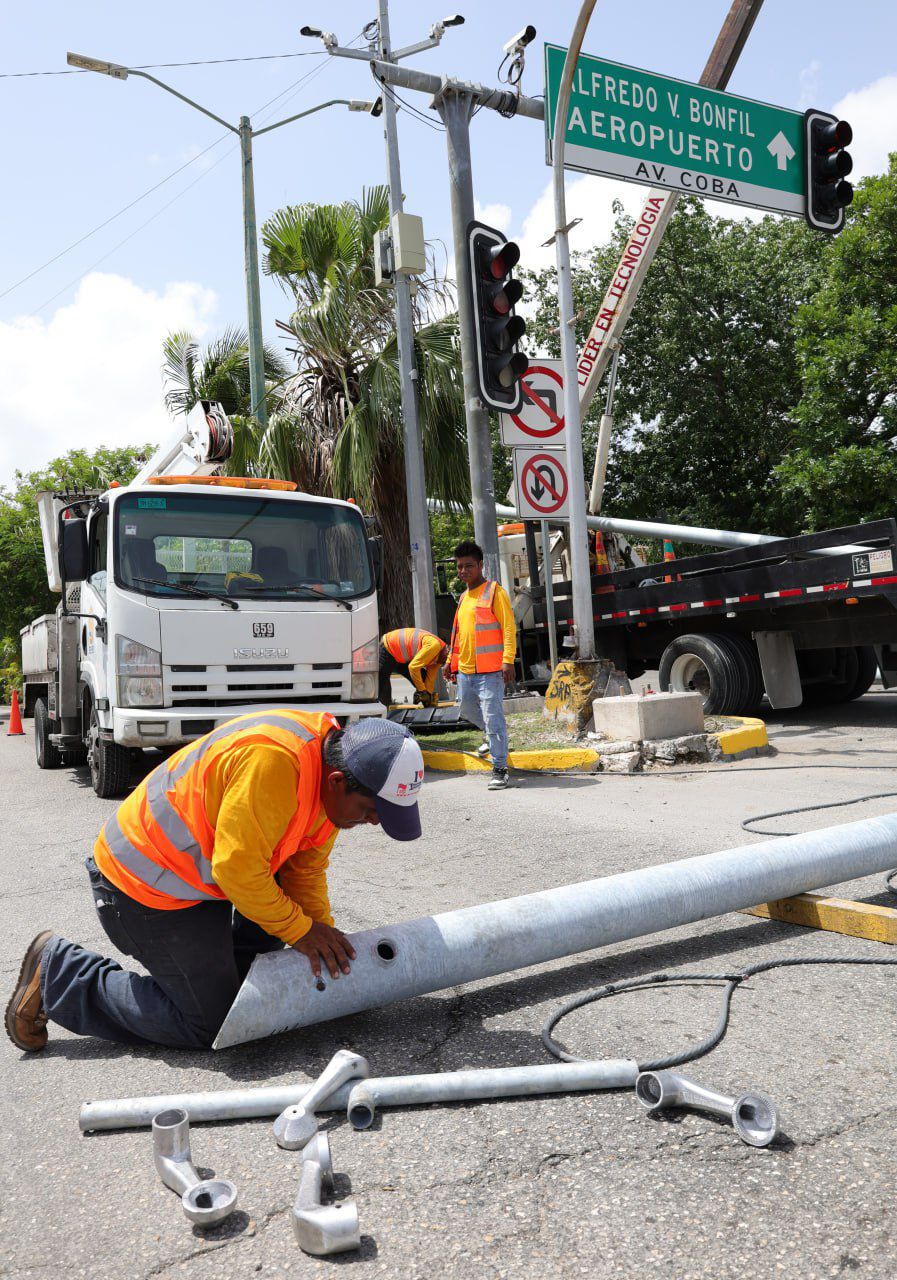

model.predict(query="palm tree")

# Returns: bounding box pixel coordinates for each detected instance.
[162,327,290,419]
[260,186,470,628]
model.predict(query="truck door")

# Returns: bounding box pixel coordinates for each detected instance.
[80,508,110,716]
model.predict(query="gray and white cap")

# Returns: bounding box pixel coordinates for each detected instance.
[341,719,424,841]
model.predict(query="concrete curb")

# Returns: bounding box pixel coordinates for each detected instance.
[421,714,770,774]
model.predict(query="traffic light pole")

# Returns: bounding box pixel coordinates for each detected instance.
[435,88,502,584]
[376,0,438,633]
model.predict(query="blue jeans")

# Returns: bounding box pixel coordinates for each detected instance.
[457,670,508,770]
[39,857,284,1049]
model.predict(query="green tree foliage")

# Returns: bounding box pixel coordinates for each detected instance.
[0,445,150,646]
[774,155,897,527]
[162,327,290,418]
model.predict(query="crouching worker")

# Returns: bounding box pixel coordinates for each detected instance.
[379,627,447,709]
[5,712,424,1052]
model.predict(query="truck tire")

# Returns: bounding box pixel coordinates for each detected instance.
[719,634,764,714]
[34,698,62,769]
[87,705,131,798]
[659,633,743,715]
[846,646,878,701]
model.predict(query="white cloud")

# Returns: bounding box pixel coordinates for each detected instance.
[473,199,513,233]
[835,75,897,180]
[0,273,219,488]
[515,173,646,272]
[799,60,822,112]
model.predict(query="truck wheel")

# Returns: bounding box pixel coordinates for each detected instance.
[800,647,860,706]
[846,646,878,701]
[659,633,743,715]
[34,698,62,769]
[88,706,131,798]
[719,634,764,714]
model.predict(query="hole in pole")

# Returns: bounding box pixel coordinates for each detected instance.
[375,939,397,963]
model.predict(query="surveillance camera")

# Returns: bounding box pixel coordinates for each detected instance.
[442,13,465,26]
[299,25,322,37]
[502,24,536,54]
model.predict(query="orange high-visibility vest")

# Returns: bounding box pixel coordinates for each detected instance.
[382,627,435,664]
[93,710,339,911]
[449,580,504,674]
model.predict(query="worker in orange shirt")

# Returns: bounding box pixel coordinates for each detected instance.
[379,627,448,708]
[5,713,424,1052]
[443,539,517,791]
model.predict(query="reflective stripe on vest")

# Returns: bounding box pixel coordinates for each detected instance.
[100,711,320,905]
[384,628,423,665]
[450,581,505,674]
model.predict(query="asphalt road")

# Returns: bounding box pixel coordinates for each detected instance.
[2,689,897,1280]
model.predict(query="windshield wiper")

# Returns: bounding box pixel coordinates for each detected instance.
[131,575,239,611]
[242,583,353,611]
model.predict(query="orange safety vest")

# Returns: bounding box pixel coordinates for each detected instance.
[383,627,431,664]
[93,710,339,911]
[449,580,505,674]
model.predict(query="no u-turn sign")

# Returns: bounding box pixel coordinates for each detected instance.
[513,447,570,520]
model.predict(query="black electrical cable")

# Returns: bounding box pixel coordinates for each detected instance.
[542,956,897,1069]
[740,792,897,836]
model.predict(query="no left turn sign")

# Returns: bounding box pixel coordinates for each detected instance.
[500,359,566,446]
[513,447,570,520]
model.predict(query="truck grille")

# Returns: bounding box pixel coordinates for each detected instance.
[163,662,350,707]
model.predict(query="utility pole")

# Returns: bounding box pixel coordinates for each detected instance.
[238,119,267,426]
[434,89,501,584]
[375,1,438,632]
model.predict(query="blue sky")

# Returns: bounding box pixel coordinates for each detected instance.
[2,1,895,484]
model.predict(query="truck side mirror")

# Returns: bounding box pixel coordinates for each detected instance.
[369,536,384,590]
[60,517,89,583]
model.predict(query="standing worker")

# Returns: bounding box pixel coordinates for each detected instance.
[5,712,424,1052]
[379,627,448,709]
[443,539,517,791]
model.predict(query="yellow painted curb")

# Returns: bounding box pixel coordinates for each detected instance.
[421,747,600,774]
[714,715,769,755]
[743,892,897,945]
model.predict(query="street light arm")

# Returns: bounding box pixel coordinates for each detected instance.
[252,98,356,137]
[127,68,239,133]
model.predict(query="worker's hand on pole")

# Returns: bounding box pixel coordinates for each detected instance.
[442,663,456,683]
[502,663,516,687]
[292,921,356,980]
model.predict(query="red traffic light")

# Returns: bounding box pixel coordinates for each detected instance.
[484,240,521,279]
[489,278,524,316]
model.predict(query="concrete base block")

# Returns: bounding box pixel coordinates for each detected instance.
[592,692,704,744]
[601,750,641,773]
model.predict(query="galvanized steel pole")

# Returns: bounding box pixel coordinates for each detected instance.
[239,118,269,427]
[376,2,438,632]
[436,88,501,584]
[551,1,599,659]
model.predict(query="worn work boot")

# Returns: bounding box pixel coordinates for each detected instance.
[476,740,491,758]
[487,767,510,790]
[5,931,54,1052]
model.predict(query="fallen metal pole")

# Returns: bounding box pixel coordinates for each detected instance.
[212,813,897,1048]
[80,1060,636,1133]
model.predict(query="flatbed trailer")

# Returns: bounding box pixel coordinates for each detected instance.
[525,519,897,713]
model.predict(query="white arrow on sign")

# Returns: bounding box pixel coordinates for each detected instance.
[767,131,796,171]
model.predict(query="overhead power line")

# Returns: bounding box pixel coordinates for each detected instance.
[0,52,324,79]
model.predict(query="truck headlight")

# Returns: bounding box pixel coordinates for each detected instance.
[350,638,378,700]
[117,635,162,707]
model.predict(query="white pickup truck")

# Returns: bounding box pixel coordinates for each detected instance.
[21,403,383,797]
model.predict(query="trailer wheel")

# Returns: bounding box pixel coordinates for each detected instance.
[34,698,62,770]
[719,634,764,714]
[87,705,131,798]
[846,646,878,701]
[800,647,860,706]
[659,633,743,714]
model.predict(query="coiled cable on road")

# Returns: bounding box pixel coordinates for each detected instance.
[542,956,897,1070]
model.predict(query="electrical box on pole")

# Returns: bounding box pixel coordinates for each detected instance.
[804,111,854,232]
[466,221,529,414]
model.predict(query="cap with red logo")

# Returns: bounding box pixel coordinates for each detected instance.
[341,719,424,841]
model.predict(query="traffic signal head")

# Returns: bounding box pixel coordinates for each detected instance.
[467,221,529,412]
[804,110,854,233]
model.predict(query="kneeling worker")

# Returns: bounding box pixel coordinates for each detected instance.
[6,712,424,1052]
[379,627,447,709]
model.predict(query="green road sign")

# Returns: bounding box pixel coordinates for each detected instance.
[544,44,805,217]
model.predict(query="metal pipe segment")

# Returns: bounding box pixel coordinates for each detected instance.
[635,1070,780,1148]
[345,1060,639,1130]
[212,813,897,1048]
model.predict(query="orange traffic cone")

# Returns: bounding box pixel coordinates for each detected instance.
[7,689,24,735]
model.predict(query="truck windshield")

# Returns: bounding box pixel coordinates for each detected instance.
[115,491,373,602]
